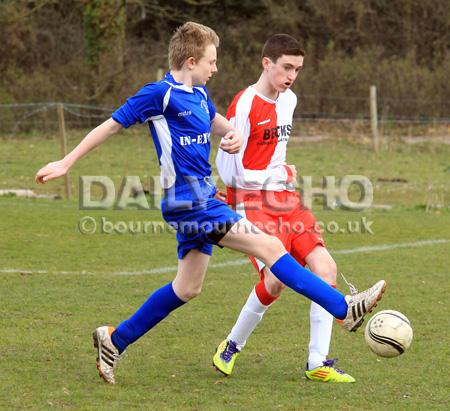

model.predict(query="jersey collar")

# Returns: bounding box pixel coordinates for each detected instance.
[164,72,194,93]
[249,85,284,104]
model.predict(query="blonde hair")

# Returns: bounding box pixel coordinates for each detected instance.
[168,22,220,70]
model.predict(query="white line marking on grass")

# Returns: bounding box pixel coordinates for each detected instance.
[115,238,450,275]
[114,259,252,276]
[1,239,449,276]
[1,269,49,274]
[332,239,450,255]
[0,200,76,209]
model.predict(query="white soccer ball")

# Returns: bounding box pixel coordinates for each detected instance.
[364,310,413,358]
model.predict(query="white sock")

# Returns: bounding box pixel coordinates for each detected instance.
[307,301,333,370]
[227,288,270,350]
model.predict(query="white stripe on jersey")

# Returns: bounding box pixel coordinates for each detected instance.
[216,90,253,187]
[272,90,296,168]
[152,116,176,189]
[163,87,171,112]
[195,87,208,99]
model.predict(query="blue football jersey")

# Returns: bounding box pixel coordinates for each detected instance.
[112,73,216,202]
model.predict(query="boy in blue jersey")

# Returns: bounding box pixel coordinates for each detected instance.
[35,22,386,385]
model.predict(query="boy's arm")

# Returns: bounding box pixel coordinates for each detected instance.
[35,118,122,183]
[211,113,243,154]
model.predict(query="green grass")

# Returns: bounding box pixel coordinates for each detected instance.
[1,132,450,410]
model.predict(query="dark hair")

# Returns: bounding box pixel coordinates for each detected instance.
[262,34,304,62]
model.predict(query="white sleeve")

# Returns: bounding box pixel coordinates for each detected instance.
[215,103,251,186]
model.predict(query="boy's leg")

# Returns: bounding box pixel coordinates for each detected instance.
[227,241,335,359]
[213,244,335,377]
[113,249,209,350]
[302,246,355,382]
[94,249,210,384]
[294,245,353,382]
[227,268,283,350]
[172,249,211,300]
[303,246,336,370]
[218,219,386,330]
[213,267,282,376]
[217,247,336,365]
[218,219,348,318]
[292,245,337,369]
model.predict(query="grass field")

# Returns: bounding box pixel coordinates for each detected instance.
[1,130,450,410]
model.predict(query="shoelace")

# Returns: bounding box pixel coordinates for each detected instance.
[340,272,359,295]
[322,358,345,374]
[221,340,239,362]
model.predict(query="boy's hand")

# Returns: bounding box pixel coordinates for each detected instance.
[219,130,243,154]
[35,160,70,184]
[214,189,227,203]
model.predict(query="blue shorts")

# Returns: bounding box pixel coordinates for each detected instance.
[162,195,243,260]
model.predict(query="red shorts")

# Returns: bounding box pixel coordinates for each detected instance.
[227,188,325,277]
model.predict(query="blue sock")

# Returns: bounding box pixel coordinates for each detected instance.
[270,253,347,319]
[111,282,185,353]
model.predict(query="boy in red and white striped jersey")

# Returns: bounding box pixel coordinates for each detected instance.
[214,34,355,383]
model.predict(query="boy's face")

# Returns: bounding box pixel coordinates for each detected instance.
[264,54,304,92]
[191,43,218,85]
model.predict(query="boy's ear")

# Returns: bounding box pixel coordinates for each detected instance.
[262,56,272,70]
[186,56,196,70]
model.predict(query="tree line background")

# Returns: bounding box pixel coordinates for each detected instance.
[0,0,449,119]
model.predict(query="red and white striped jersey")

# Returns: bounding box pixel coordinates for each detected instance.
[216,86,297,191]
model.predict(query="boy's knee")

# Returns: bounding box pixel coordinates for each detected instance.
[265,235,285,256]
[173,281,203,301]
[177,285,202,301]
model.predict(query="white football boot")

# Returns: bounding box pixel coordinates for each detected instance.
[92,326,124,384]
[342,280,387,332]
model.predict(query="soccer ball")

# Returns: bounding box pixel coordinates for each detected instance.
[364,310,413,358]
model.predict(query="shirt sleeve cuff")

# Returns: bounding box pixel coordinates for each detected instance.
[283,165,294,183]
